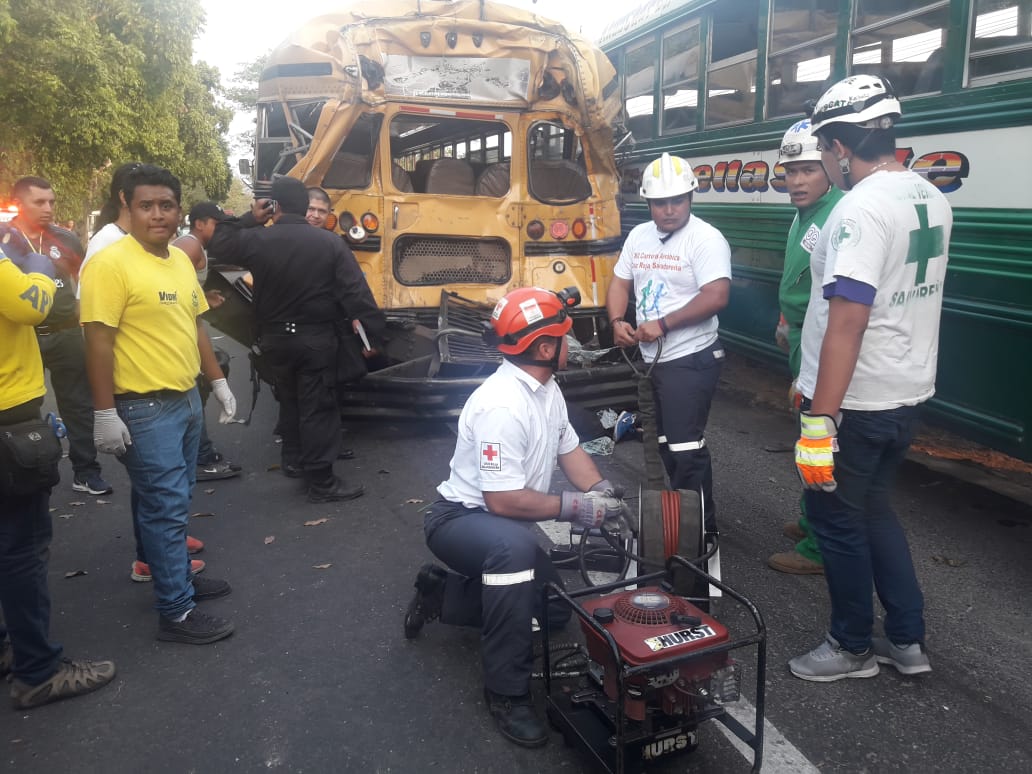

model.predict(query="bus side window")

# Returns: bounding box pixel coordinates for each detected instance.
[475,162,511,197]
[425,158,476,196]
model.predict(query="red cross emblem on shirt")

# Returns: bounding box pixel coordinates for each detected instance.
[480,442,501,470]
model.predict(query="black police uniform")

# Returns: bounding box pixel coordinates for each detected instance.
[207,211,384,487]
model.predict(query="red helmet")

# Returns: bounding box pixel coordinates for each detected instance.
[484,286,580,355]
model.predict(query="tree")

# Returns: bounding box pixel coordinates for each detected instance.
[0,0,231,223]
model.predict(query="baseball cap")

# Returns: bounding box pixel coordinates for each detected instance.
[188,201,225,227]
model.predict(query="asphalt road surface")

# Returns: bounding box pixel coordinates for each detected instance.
[5,341,1031,774]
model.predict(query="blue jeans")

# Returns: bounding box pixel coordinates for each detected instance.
[804,405,925,652]
[117,388,202,619]
[0,489,63,684]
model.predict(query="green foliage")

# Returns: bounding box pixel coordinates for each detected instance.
[224,53,268,112]
[0,0,230,221]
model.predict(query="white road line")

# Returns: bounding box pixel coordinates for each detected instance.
[535,522,821,773]
[717,698,821,773]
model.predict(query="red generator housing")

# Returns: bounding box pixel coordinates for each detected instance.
[580,587,733,722]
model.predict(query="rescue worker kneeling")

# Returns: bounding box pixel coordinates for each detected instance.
[404,286,630,748]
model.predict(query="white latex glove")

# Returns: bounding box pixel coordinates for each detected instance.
[94,408,132,455]
[211,378,237,424]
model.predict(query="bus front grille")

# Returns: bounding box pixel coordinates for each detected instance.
[393,235,511,286]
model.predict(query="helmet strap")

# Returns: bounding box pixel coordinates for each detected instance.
[658,215,691,244]
[508,336,563,370]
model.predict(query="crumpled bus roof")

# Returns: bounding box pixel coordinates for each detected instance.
[258,0,620,131]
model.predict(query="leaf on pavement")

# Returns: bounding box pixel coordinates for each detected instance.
[191,512,216,518]
[267,463,282,471]
[405,498,424,505]
[204,488,215,495]
[58,513,74,519]
[312,563,332,570]
[378,468,390,475]
[96,499,111,505]
[264,535,275,545]
[64,570,88,579]
[69,501,86,507]
[304,518,329,526]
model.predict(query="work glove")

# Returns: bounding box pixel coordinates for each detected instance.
[795,412,840,492]
[9,250,56,279]
[775,314,790,354]
[559,489,626,530]
[587,479,634,539]
[94,408,132,455]
[210,378,237,424]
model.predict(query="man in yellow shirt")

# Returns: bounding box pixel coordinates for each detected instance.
[80,164,237,645]
[1,246,116,708]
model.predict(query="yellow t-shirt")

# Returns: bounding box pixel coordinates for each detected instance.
[0,255,55,411]
[80,236,209,394]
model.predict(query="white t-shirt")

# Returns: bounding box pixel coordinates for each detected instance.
[614,215,732,362]
[797,169,953,410]
[77,223,127,299]
[437,359,580,509]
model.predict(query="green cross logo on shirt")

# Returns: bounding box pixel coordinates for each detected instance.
[906,203,944,285]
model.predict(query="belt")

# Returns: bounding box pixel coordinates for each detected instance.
[260,321,334,335]
[36,318,80,335]
[114,389,187,402]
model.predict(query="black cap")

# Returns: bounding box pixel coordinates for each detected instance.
[188,201,225,227]
[269,177,309,216]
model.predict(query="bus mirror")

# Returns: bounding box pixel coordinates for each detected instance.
[238,159,252,176]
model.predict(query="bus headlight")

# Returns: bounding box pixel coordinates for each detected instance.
[526,220,545,240]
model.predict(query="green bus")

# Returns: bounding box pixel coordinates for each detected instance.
[600,0,1032,461]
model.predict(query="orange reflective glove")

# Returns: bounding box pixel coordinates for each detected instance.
[795,412,840,492]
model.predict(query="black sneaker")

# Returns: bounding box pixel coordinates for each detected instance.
[157,609,234,645]
[404,563,447,639]
[212,452,242,472]
[196,461,241,481]
[72,473,113,495]
[192,575,232,601]
[483,688,548,748]
[307,477,364,503]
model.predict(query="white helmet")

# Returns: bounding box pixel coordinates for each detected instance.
[810,74,902,134]
[640,153,698,199]
[779,119,823,164]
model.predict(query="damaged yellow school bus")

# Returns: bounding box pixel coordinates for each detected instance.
[220,0,636,420]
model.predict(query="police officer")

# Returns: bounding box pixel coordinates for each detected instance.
[606,153,731,528]
[403,286,629,748]
[207,177,385,503]
[0,245,116,708]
